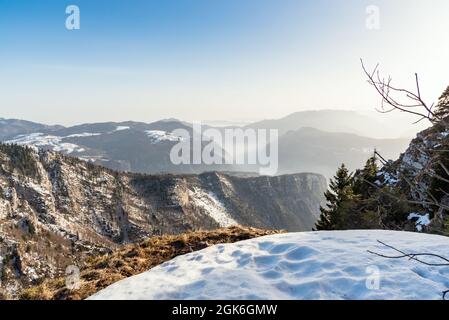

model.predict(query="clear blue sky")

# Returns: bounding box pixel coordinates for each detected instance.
[1,0,448,126]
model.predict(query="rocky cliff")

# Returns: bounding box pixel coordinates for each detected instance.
[375,122,449,233]
[0,144,326,296]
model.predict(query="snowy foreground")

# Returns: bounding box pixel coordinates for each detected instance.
[89,230,449,300]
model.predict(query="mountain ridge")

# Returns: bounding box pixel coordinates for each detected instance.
[0,144,325,296]
[271,126,410,178]
[0,111,414,177]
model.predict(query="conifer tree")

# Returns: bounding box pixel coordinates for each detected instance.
[315,164,353,230]
[353,156,379,198]
[434,86,449,121]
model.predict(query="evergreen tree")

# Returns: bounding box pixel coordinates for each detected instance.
[353,156,379,198]
[315,164,354,230]
[434,85,449,121]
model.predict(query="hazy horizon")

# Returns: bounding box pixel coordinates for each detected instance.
[0,107,430,140]
[1,0,447,135]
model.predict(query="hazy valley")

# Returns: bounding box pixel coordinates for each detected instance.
[0,110,414,179]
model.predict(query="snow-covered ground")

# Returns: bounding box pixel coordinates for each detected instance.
[66,132,101,138]
[115,126,130,131]
[5,129,184,153]
[145,130,184,143]
[89,230,449,300]
[5,133,85,154]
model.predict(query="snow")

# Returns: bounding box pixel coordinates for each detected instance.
[402,153,426,171]
[4,128,183,156]
[145,130,184,143]
[5,133,85,154]
[26,181,50,195]
[115,126,130,131]
[384,172,399,185]
[79,156,107,163]
[89,230,449,300]
[375,171,399,187]
[188,187,237,227]
[408,213,431,232]
[66,132,101,138]
[26,267,39,281]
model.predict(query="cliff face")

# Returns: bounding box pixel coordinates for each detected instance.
[204,173,327,231]
[0,145,326,296]
[377,122,449,233]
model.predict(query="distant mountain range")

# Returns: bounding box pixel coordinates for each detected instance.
[245,110,410,138]
[1,118,233,174]
[0,118,64,141]
[0,110,414,178]
[272,127,410,178]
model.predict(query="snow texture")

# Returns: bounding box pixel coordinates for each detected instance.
[188,187,237,227]
[5,133,85,154]
[89,230,449,300]
[145,130,183,143]
[115,126,130,131]
[66,132,101,138]
[375,171,399,187]
[5,128,183,154]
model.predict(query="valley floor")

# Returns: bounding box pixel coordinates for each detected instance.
[89,230,449,300]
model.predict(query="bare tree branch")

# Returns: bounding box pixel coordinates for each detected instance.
[368,240,449,266]
[367,240,449,300]
[360,59,446,125]
[362,177,449,211]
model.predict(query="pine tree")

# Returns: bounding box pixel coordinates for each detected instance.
[353,156,379,198]
[434,85,449,121]
[315,164,354,230]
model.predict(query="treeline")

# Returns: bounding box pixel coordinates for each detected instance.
[0,144,40,180]
[315,157,412,231]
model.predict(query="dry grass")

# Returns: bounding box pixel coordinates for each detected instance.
[20,226,282,300]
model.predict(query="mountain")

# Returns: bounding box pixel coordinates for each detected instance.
[0,118,63,141]
[0,112,413,178]
[271,127,410,179]
[2,119,234,174]
[246,110,406,138]
[0,144,326,296]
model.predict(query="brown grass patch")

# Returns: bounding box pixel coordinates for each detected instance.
[20,226,282,300]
